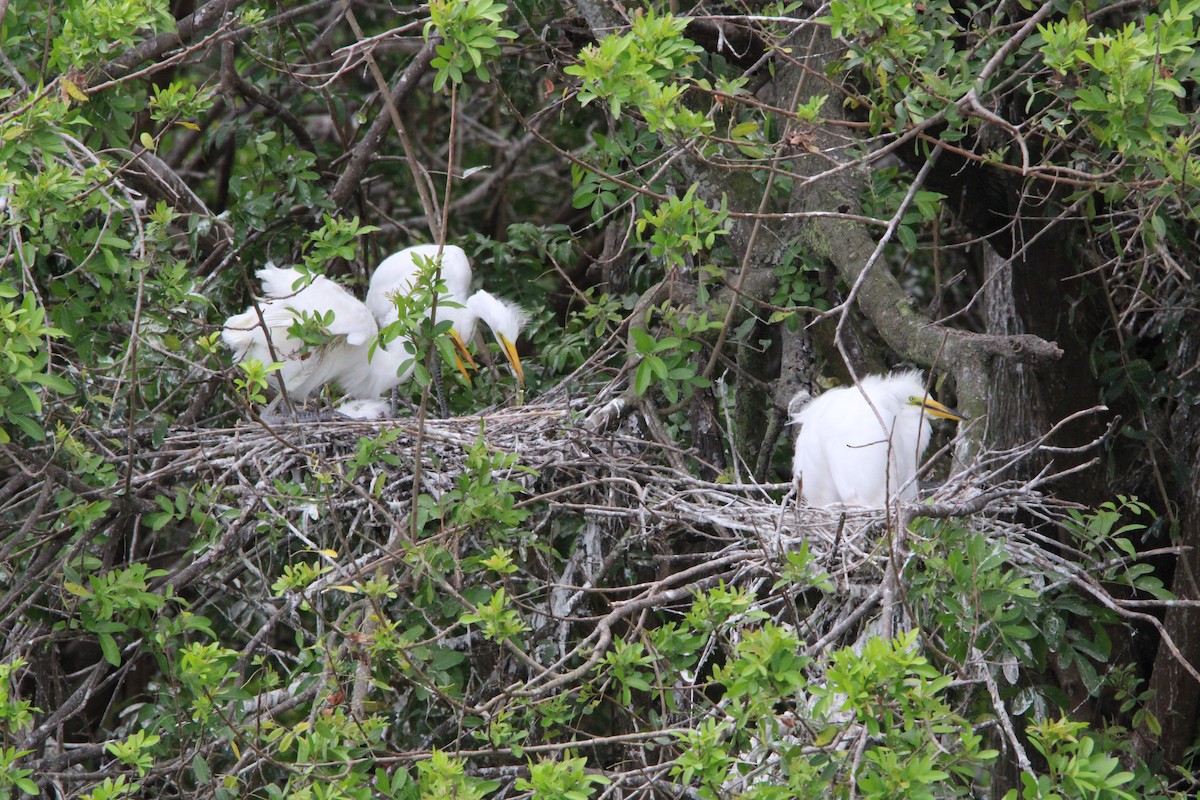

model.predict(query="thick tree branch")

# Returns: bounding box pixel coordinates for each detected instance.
[96,0,253,83]
[329,33,440,214]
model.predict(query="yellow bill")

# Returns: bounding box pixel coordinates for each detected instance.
[450,330,476,382]
[499,334,524,387]
[911,395,967,422]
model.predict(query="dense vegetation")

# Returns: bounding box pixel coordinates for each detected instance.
[3,0,1200,797]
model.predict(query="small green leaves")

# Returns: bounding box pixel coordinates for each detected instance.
[460,588,528,642]
[57,563,169,667]
[0,746,38,796]
[563,10,708,136]
[106,730,161,777]
[0,285,70,443]
[1006,717,1137,800]
[426,0,517,92]
[516,754,610,800]
[416,750,500,800]
[233,359,280,406]
[631,306,718,402]
[301,215,380,274]
[636,185,729,268]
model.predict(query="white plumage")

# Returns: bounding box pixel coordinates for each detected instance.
[221,265,408,410]
[790,371,965,507]
[366,244,473,325]
[366,245,528,385]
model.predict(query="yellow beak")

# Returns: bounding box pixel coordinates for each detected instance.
[499,334,524,387]
[450,330,476,382]
[914,396,967,422]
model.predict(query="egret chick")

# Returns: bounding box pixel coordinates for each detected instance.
[222,265,408,412]
[366,244,473,325]
[790,371,965,507]
[367,245,527,386]
[366,244,478,380]
[456,290,528,387]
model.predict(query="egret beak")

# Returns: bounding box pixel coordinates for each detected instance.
[498,334,524,387]
[914,396,967,422]
[449,330,476,381]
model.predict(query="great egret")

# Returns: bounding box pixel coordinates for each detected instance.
[453,290,528,387]
[366,245,527,386]
[366,244,472,323]
[222,265,408,414]
[790,371,966,507]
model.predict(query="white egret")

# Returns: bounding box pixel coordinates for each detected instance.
[455,290,528,386]
[366,244,472,323]
[790,370,966,507]
[366,244,527,386]
[222,265,409,414]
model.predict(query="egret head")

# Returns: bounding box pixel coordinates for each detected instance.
[906,394,966,422]
[466,291,528,386]
[886,369,966,423]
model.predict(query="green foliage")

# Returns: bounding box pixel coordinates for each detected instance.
[301,215,381,275]
[597,638,655,706]
[1036,2,1198,153]
[0,284,71,442]
[416,750,500,800]
[672,718,736,800]
[79,776,136,800]
[515,754,610,799]
[60,563,170,666]
[1,2,1192,798]
[175,642,240,723]
[564,9,709,136]
[769,245,827,328]
[714,623,809,710]
[862,166,947,255]
[442,430,534,534]
[376,249,474,394]
[906,515,1150,706]
[148,80,214,126]
[0,746,38,796]
[347,427,404,484]
[819,631,1000,796]
[0,660,38,734]
[631,305,720,402]
[105,730,160,777]
[426,0,517,92]
[1007,717,1136,800]
[459,587,528,642]
[233,357,281,405]
[540,289,632,375]
[636,185,729,268]
[825,0,970,131]
[569,123,661,222]
[48,0,174,70]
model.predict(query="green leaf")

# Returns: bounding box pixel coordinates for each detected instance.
[7,412,44,441]
[634,361,653,395]
[99,632,121,666]
[630,326,656,355]
[193,754,211,783]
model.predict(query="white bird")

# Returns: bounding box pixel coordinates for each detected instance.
[449,290,528,387]
[790,371,966,507]
[366,244,473,324]
[366,244,527,386]
[222,265,408,413]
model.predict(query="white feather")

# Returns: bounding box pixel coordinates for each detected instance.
[791,371,962,507]
[222,265,409,404]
